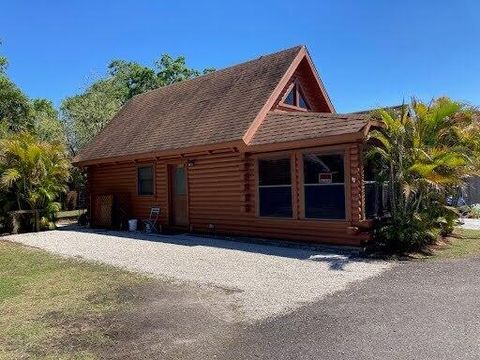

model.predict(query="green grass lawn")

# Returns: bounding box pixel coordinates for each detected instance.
[0,241,151,360]
[432,228,480,259]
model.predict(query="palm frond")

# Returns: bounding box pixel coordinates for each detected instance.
[0,168,20,189]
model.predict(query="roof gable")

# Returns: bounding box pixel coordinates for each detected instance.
[241,47,335,145]
[273,56,334,113]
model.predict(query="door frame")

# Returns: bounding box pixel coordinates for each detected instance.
[167,161,190,228]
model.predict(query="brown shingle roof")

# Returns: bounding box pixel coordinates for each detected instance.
[249,112,369,145]
[74,46,303,163]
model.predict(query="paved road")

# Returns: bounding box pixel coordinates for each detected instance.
[222,256,480,360]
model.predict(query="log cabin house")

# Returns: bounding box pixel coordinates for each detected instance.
[73,45,379,246]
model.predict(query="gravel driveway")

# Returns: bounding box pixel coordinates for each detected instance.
[4,228,391,322]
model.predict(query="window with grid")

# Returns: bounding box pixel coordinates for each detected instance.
[137,166,154,195]
[258,158,292,217]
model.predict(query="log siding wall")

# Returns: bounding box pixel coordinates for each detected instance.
[87,143,369,246]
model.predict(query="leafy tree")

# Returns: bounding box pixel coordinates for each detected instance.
[108,60,158,100]
[62,79,122,153]
[156,54,210,85]
[0,79,63,139]
[0,76,34,132]
[0,132,70,214]
[0,42,71,227]
[32,99,65,144]
[0,55,7,74]
[0,41,33,132]
[0,39,7,74]
[0,43,62,138]
[366,98,480,251]
[62,54,213,154]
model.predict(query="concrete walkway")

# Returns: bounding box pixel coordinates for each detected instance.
[3,227,391,322]
[460,218,480,230]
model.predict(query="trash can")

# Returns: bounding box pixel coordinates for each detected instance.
[128,219,138,231]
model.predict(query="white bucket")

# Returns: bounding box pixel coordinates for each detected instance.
[128,219,138,231]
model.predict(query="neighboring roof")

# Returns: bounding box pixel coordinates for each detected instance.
[249,112,369,145]
[74,46,304,164]
[350,104,405,114]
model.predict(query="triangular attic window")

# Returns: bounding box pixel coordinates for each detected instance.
[285,87,296,105]
[283,82,310,109]
[298,92,309,109]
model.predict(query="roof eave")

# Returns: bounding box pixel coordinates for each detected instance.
[245,131,367,153]
[73,139,246,167]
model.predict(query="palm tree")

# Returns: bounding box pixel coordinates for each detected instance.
[0,132,70,215]
[366,98,480,250]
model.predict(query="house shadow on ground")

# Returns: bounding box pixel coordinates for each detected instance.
[57,224,376,271]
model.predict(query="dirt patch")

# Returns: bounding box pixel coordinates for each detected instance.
[44,279,244,359]
[101,281,244,359]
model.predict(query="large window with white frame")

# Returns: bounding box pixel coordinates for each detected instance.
[258,158,292,217]
[303,153,346,219]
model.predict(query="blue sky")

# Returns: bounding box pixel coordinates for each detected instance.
[1,0,479,112]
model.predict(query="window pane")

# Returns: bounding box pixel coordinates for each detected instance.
[175,167,186,195]
[305,184,345,219]
[138,166,153,195]
[138,166,153,181]
[140,180,153,195]
[304,154,344,184]
[284,86,296,105]
[259,187,292,217]
[298,92,310,109]
[259,158,291,186]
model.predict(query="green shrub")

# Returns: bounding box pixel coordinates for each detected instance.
[374,215,439,253]
[39,217,55,231]
[427,202,459,237]
[469,204,480,219]
[0,132,70,233]
[366,98,480,253]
